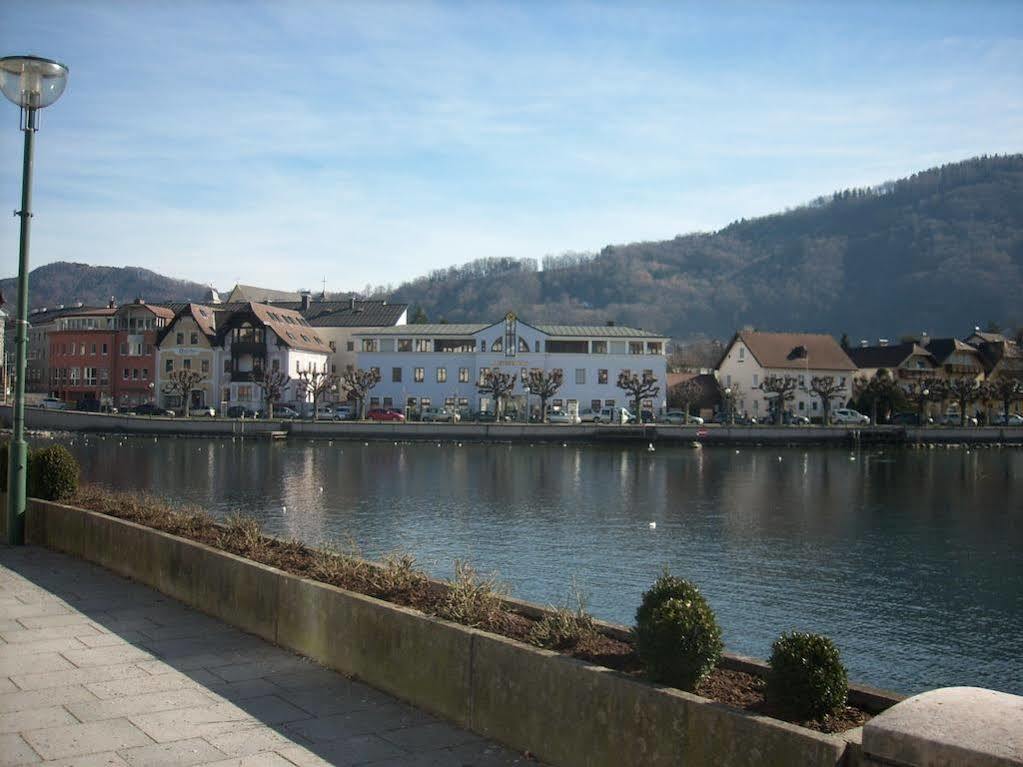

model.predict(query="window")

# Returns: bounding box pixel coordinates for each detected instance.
[598,369,608,385]
[329,341,336,352]
[444,396,455,408]
[591,399,601,411]
[392,367,402,383]
[420,397,431,409]
[224,359,231,373]
[361,339,378,352]
[176,332,184,345]
[575,369,586,385]
[398,339,412,352]
[458,367,469,383]
[436,367,447,383]
[122,369,129,381]
[201,360,209,374]
[535,340,540,352]
[296,360,301,373]
[518,338,529,353]
[414,367,424,383]
[798,374,805,387]
[237,385,252,400]
[165,359,173,373]
[183,359,191,370]
[491,337,503,352]
[725,374,732,387]
[478,368,489,385]
[545,340,587,354]
[798,401,805,411]
[738,346,746,361]
[132,368,139,380]
[753,374,759,388]
[643,369,653,379]
[383,397,393,408]
[346,341,354,352]
[553,399,563,409]
[407,397,418,409]
[84,367,97,385]
[141,368,148,380]
[591,340,607,354]
[504,315,517,357]
[480,341,487,352]
[120,343,127,355]
[414,338,431,353]
[99,368,109,385]
[190,332,198,345]
[102,343,108,355]
[91,344,97,356]
[604,399,615,407]
[80,344,86,355]
[629,342,644,355]
[647,342,663,355]
[370,396,380,407]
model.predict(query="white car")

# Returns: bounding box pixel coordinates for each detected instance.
[189,406,216,418]
[831,408,869,425]
[38,397,69,410]
[547,411,581,424]
[596,406,633,424]
[421,407,460,423]
[578,409,600,423]
[661,411,703,425]
[275,404,300,419]
[992,412,1023,426]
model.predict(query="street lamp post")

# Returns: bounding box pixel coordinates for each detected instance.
[1,56,69,545]
[724,387,733,425]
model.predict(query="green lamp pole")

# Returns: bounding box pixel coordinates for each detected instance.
[1,56,69,544]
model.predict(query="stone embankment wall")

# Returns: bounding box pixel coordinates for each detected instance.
[3,406,1021,444]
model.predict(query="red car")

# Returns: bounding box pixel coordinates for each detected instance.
[367,408,406,422]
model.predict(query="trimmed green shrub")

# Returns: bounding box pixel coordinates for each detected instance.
[27,445,80,501]
[767,631,849,720]
[634,572,723,690]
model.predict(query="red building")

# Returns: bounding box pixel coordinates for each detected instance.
[48,300,175,409]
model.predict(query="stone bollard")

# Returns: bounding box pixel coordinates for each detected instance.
[862,686,1022,766]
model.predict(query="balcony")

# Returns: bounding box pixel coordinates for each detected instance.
[231,341,266,357]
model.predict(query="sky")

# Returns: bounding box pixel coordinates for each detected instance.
[1,1,1021,294]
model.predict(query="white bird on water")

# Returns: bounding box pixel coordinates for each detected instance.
[648,521,657,529]
[647,443,656,452]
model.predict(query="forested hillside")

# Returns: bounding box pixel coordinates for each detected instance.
[386,155,1023,340]
[0,262,209,313]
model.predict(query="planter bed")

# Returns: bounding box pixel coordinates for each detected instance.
[25,487,895,766]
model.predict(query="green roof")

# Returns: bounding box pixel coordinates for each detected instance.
[356,324,488,336]
[354,322,665,338]
[534,324,665,338]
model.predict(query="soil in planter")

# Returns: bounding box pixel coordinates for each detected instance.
[70,486,871,735]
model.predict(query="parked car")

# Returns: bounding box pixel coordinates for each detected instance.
[661,411,703,425]
[547,410,581,424]
[939,411,978,426]
[831,408,870,425]
[367,408,405,422]
[421,407,460,423]
[781,412,810,426]
[315,404,339,420]
[74,399,117,414]
[275,404,300,419]
[132,403,176,417]
[596,406,633,424]
[475,411,498,423]
[189,406,216,418]
[991,412,1023,426]
[333,405,355,421]
[225,405,260,418]
[38,397,69,410]
[578,408,599,423]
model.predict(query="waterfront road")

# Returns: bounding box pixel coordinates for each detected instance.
[0,546,538,766]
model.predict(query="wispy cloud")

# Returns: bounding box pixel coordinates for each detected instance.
[0,1,1020,291]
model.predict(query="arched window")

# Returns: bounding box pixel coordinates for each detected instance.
[491,337,503,352]
[504,314,517,357]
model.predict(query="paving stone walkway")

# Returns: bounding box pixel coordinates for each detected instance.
[0,546,538,766]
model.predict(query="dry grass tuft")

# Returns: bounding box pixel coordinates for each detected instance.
[527,587,599,651]
[311,538,370,587]
[372,551,430,600]
[437,561,507,629]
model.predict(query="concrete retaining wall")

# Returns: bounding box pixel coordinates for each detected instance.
[26,498,857,767]
[6,405,1021,443]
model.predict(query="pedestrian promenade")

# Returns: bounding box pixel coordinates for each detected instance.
[0,546,536,766]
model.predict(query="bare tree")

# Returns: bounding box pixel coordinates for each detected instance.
[525,369,563,421]
[852,369,905,424]
[297,368,339,420]
[715,381,743,425]
[339,367,381,419]
[945,377,983,426]
[617,371,660,419]
[903,377,945,423]
[807,376,847,424]
[162,370,207,416]
[253,368,291,420]
[985,374,1023,422]
[668,377,703,419]
[759,375,798,425]
[477,369,518,419]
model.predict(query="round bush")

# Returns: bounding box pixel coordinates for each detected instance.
[767,631,849,720]
[634,572,723,690]
[28,445,80,501]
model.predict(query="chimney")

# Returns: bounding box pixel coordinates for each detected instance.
[107,298,115,309]
[300,290,311,312]
[974,326,981,333]
[134,297,145,305]
[921,331,929,347]
[349,297,356,311]
[860,339,868,347]
[879,338,889,347]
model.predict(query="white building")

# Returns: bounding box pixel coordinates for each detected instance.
[716,330,857,421]
[156,302,330,413]
[354,313,668,417]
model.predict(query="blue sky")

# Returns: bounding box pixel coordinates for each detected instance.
[1,1,1021,294]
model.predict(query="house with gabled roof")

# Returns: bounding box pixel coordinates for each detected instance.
[924,338,986,381]
[716,330,857,421]
[846,341,938,383]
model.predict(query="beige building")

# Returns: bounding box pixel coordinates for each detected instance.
[716,330,857,421]
[156,304,220,410]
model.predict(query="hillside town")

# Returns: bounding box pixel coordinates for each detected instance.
[4,283,1021,425]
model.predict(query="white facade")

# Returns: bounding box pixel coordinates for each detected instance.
[354,316,668,417]
[716,334,855,420]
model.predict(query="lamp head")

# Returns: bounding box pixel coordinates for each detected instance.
[0,55,68,110]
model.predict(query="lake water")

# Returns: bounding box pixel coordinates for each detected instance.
[42,434,1023,696]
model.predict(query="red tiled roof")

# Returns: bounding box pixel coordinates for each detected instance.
[735,331,857,371]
